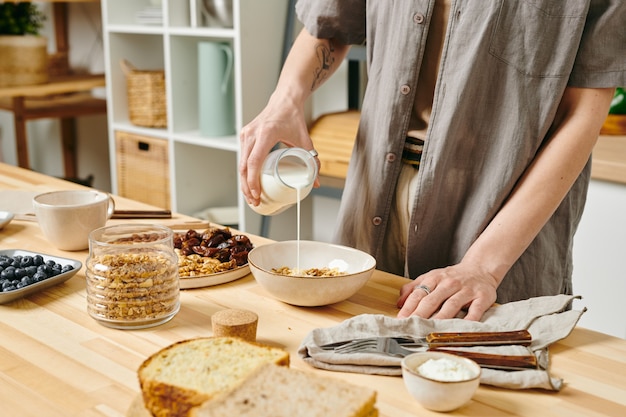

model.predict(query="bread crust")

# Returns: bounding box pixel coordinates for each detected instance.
[138,337,289,417]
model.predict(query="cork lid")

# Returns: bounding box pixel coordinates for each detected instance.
[211,309,258,342]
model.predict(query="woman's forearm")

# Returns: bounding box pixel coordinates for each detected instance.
[462,87,615,282]
[270,28,351,110]
[238,28,351,205]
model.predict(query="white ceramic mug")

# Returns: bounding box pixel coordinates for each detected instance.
[33,190,115,251]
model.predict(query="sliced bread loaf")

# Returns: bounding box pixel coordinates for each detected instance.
[138,337,289,417]
[190,363,378,417]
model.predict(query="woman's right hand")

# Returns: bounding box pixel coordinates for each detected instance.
[238,29,351,207]
[238,98,312,207]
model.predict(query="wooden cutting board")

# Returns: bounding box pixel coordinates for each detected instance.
[309,110,360,180]
[600,114,626,135]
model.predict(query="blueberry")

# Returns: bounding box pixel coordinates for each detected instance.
[14,268,27,279]
[61,264,75,273]
[20,256,34,267]
[1,268,15,280]
[20,276,33,286]
[33,271,47,282]
[37,264,51,275]
[26,265,38,276]
[33,255,44,266]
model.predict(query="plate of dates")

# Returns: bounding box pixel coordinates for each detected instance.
[173,227,254,289]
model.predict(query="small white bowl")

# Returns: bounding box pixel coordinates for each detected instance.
[401,351,481,412]
[247,240,376,306]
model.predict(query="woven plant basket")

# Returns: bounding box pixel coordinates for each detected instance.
[121,59,167,128]
[0,35,48,88]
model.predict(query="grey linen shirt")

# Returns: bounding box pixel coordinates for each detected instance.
[296,0,626,303]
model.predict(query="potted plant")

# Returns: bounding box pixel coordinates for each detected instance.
[0,1,48,87]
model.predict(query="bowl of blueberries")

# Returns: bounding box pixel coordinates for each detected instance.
[0,249,81,304]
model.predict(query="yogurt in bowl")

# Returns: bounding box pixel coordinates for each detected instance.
[418,356,477,381]
[401,351,481,412]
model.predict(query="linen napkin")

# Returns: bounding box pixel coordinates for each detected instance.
[298,294,585,391]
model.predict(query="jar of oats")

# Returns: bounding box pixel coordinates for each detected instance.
[85,224,180,329]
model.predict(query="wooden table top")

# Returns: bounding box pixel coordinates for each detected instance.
[1,163,625,417]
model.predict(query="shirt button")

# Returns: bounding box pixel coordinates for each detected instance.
[414,13,425,24]
[372,217,382,226]
[386,153,396,163]
[400,85,411,95]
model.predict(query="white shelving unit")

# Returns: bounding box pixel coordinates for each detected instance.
[100,0,288,232]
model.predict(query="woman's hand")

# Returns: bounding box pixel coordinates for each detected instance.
[238,101,313,207]
[238,29,350,207]
[396,262,499,321]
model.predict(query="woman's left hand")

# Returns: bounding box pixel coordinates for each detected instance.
[396,262,499,321]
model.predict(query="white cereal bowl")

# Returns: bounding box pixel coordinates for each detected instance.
[247,240,376,307]
[401,351,481,412]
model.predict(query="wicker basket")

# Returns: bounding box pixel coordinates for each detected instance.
[0,35,49,88]
[121,60,167,128]
[115,131,171,209]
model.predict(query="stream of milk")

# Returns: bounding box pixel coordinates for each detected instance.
[260,167,310,271]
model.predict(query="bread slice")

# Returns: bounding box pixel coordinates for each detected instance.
[138,337,290,417]
[190,363,377,417]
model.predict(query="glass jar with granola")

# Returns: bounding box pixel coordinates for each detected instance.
[85,224,180,329]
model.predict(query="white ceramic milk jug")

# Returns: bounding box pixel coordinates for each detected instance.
[250,148,318,216]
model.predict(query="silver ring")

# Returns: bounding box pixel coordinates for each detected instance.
[309,149,319,158]
[413,284,431,296]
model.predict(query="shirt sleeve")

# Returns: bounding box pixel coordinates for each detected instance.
[295,0,366,45]
[569,0,626,87]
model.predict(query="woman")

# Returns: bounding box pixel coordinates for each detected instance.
[239,1,625,321]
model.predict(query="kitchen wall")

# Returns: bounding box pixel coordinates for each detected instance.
[571,179,626,339]
[0,2,110,192]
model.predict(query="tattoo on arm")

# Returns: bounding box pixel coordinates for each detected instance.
[311,40,336,91]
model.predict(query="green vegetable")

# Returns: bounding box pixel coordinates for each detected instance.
[0,2,46,36]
